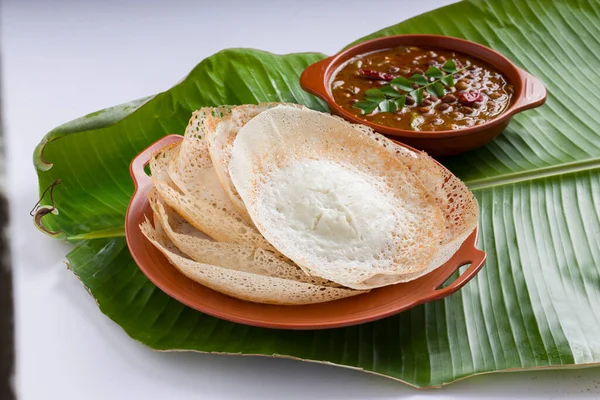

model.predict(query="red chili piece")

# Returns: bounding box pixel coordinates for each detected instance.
[358,69,395,81]
[458,90,484,105]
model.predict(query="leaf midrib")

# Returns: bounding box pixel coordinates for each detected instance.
[69,227,126,241]
[465,156,600,191]
[68,156,600,241]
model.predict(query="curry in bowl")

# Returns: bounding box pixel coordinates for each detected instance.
[331,46,514,131]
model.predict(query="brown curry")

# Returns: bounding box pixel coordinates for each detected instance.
[331,46,513,131]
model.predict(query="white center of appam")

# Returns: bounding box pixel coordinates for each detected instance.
[260,159,397,263]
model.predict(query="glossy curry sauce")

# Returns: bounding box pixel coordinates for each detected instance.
[331,46,514,131]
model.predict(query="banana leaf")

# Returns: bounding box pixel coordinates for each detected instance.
[33,0,600,388]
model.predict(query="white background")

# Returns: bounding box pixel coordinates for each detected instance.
[3,0,600,398]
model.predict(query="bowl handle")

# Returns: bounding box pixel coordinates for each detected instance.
[129,134,183,189]
[431,229,487,296]
[511,68,547,113]
[299,57,333,99]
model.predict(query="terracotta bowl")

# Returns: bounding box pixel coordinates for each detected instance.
[125,135,486,330]
[300,34,547,156]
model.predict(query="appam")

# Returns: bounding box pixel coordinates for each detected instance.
[140,214,363,306]
[149,141,275,250]
[204,103,305,222]
[147,188,342,288]
[228,105,446,288]
[208,105,478,289]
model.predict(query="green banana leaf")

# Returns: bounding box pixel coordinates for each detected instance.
[33,0,600,388]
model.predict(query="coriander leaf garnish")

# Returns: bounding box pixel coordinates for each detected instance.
[425,67,444,80]
[432,82,446,97]
[410,88,424,105]
[380,86,401,98]
[364,88,385,101]
[353,100,380,114]
[442,60,457,73]
[378,99,397,113]
[441,74,455,87]
[394,96,406,110]
[390,76,413,92]
[353,59,467,114]
[409,74,428,86]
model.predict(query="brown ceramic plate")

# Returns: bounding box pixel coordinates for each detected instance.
[125,135,486,330]
[300,34,547,156]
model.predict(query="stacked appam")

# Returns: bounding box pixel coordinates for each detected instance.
[141,104,478,305]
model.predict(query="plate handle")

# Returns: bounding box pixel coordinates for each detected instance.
[433,245,486,297]
[129,134,183,189]
[300,57,333,100]
[511,68,547,114]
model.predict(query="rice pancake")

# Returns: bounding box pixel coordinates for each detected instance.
[205,104,477,288]
[147,188,343,288]
[205,103,305,223]
[228,105,446,288]
[149,142,275,250]
[140,216,364,305]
